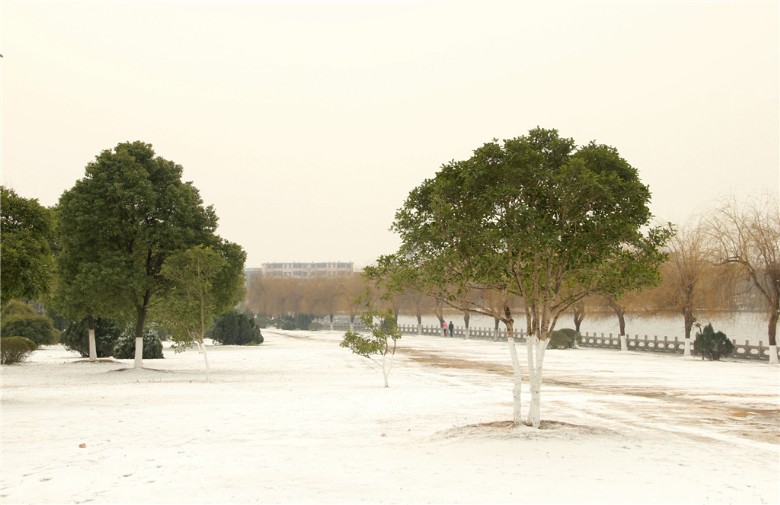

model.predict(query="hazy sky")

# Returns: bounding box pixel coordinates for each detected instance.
[2,1,778,268]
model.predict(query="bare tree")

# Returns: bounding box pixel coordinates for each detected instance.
[707,196,780,364]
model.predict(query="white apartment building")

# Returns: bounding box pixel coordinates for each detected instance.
[260,262,354,278]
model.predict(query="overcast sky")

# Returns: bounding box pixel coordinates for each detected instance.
[2,1,778,268]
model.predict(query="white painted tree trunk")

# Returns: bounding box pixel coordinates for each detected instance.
[381,352,394,388]
[201,340,211,381]
[684,337,692,357]
[526,336,549,429]
[507,334,522,424]
[417,323,422,335]
[465,327,470,340]
[620,334,627,352]
[133,337,143,368]
[769,345,778,365]
[88,328,97,362]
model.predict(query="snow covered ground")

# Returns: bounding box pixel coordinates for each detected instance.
[2,330,778,504]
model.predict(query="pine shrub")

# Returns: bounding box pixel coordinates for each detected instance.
[113,329,164,359]
[1,336,38,364]
[548,328,582,349]
[208,311,263,345]
[693,324,734,360]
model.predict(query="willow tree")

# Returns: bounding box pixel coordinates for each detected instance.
[386,128,669,427]
[57,141,220,369]
[707,196,780,364]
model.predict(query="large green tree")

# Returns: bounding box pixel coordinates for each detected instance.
[0,186,55,304]
[56,141,221,368]
[384,128,669,427]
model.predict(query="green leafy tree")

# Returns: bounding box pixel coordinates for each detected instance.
[340,310,401,388]
[384,128,669,427]
[157,244,246,380]
[0,187,55,304]
[56,142,220,368]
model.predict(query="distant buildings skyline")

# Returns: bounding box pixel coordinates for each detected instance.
[245,261,355,279]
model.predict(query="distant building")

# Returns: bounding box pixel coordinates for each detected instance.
[260,262,354,278]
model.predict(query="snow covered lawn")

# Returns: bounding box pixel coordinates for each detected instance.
[2,330,778,504]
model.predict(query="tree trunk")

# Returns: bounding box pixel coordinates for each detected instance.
[683,307,695,339]
[201,338,211,381]
[768,307,778,364]
[463,311,470,340]
[505,320,522,425]
[526,334,549,428]
[87,315,97,362]
[133,306,146,369]
[573,306,585,333]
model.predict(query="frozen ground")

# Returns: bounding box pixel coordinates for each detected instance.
[2,330,778,504]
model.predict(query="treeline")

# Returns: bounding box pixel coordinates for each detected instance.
[244,200,778,349]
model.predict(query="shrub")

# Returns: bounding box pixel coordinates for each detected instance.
[113,329,164,359]
[548,328,582,349]
[254,314,271,329]
[0,302,58,346]
[60,318,122,358]
[693,324,734,361]
[208,311,263,345]
[1,336,38,364]
[308,322,323,331]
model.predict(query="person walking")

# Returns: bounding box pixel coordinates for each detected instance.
[448,321,454,337]
[442,320,448,337]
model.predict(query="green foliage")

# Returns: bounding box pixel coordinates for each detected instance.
[340,310,401,359]
[0,301,58,346]
[308,322,324,331]
[55,141,222,356]
[274,314,315,330]
[383,128,670,339]
[548,328,582,349]
[693,324,734,361]
[60,318,122,358]
[156,244,246,349]
[0,187,55,304]
[1,336,38,364]
[113,330,164,360]
[208,311,263,345]
[254,314,271,328]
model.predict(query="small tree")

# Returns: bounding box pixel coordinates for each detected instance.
[157,243,245,380]
[340,310,401,388]
[693,323,734,361]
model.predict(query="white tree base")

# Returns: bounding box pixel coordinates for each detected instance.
[769,345,778,365]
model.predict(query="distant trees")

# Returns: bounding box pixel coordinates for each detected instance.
[55,141,228,368]
[706,196,780,364]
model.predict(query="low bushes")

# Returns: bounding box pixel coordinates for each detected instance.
[1,336,37,364]
[1,300,58,346]
[209,311,263,345]
[694,324,734,360]
[548,328,582,349]
[113,330,164,359]
[60,318,122,358]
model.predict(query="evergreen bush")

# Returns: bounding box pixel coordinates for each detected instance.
[548,328,582,349]
[1,336,38,364]
[208,311,263,345]
[308,322,323,331]
[113,329,164,359]
[60,318,122,358]
[693,324,734,360]
[0,301,58,346]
